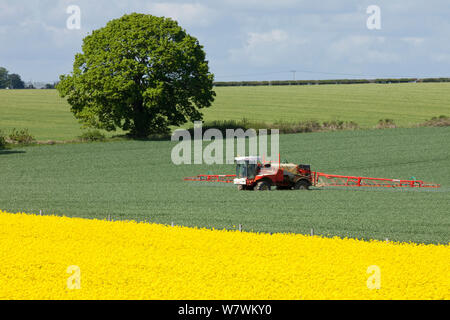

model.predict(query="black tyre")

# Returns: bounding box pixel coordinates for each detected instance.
[256,180,272,191]
[276,186,292,190]
[294,180,311,190]
[237,185,246,191]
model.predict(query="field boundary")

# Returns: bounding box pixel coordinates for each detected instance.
[214,77,450,87]
[5,209,448,246]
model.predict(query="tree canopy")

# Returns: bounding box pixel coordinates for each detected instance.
[57,13,216,137]
[0,68,25,89]
[8,74,25,89]
[0,67,9,89]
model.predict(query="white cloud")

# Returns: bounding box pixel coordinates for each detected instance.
[332,35,386,49]
[329,35,400,64]
[432,53,450,63]
[247,30,289,47]
[229,29,308,66]
[0,1,22,18]
[223,0,299,9]
[401,37,425,46]
[146,2,217,27]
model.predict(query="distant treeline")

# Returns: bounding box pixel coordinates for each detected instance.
[214,78,450,87]
[0,66,58,89]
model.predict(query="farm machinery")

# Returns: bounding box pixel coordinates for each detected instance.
[184,155,441,190]
[233,156,313,190]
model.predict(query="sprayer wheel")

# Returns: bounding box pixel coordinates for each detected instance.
[256,181,272,191]
[294,180,311,190]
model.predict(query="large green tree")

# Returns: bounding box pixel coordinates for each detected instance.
[57,13,215,137]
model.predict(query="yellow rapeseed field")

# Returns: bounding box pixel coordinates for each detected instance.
[0,210,448,300]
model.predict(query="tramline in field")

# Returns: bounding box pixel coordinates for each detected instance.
[184,155,441,190]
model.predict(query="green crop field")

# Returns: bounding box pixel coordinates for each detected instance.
[1,127,449,244]
[0,90,83,141]
[208,83,450,127]
[1,82,450,140]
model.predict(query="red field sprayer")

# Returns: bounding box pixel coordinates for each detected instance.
[184,155,441,190]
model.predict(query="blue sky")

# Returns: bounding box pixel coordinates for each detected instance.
[1,0,449,82]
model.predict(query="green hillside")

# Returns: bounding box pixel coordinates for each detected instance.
[1,82,450,140]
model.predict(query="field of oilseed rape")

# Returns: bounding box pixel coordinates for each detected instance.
[0,211,448,300]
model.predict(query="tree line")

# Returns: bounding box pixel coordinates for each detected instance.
[214,78,450,87]
[0,67,26,89]
[0,67,58,89]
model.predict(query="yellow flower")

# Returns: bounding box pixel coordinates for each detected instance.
[0,210,448,300]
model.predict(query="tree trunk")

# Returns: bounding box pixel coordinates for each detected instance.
[131,101,151,138]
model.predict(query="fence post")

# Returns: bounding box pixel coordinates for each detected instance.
[39,210,42,216]
[239,224,242,232]
[171,222,174,227]
[311,228,314,236]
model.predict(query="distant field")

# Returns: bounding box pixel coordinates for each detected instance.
[1,83,450,140]
[1,127,449,244]
[0,90,85,141]
[207,83,450,126]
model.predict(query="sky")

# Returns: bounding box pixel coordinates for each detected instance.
[1,0,449,83]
